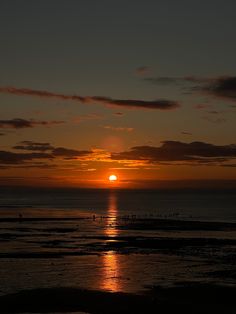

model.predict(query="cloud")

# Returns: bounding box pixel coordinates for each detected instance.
[98,97,180,110]
[103,125,134,132]
[74,168,97,172]
[145,75,236,103]
[109,167,140,170]
[144,76,202,86]
[73,113,103,123]
[12,142,113,163]
[13,141,54,152]
[200,109,226,124]
[145,77,182,85]
[0,86,180,110]
[0,151,53,164]
[3,139,236,169]
[194,104,211,110]
[221,164,236,167]
[202,116,226,124]
[10,162,58,169]
[113,112,124,116]
[202,76,236,101]
[135,66,150,76]
[207,110,222,114]
[111,141,236,165]
[52,147,90,159]
[0,142,93,166]
[12,141,91,160]
[0,118,64,129]
[181,131,192,135]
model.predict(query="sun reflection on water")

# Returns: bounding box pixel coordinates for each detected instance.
[104,191,118,237]
[101,191,121,292]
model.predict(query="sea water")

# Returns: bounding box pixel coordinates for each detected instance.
[0,187,235,222]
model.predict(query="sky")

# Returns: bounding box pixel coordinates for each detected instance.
[0,0,236,188]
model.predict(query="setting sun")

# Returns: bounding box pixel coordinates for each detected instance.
[109,174,118,182]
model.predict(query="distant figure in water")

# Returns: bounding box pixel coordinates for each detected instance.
[18,213,23,221]
[92,214,96,221]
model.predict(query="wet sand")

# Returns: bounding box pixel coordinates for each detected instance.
[1,217,236,312]
[120,217,236,231]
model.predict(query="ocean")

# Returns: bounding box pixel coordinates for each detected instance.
[0,187,235,222]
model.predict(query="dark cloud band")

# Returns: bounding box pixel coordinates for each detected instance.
[111,141,236,164]
[0,141,92,165]
[0,87,180,110]
[0,118,64,129]
[144,75,236,102]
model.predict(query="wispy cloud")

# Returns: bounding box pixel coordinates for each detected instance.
[181,131,192,135]
[207,110,223,114]
[135,66,151,76]
[73,113,103,123]
[12,142,114,165]
[113,112,124,116]
[103,125,134,132]
[202,116,226,124]
[144,76,203,86]
[144,75,236,103]
[100,98,179,110]
[12,141,91,160]
[194,104,211,110]
[202,76,236,101]
[0,118,64,129]
[10,162,58,169]
[0,86,180,110]
[13,141,55,152]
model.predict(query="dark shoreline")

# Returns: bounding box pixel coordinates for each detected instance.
[1,285,236,313]
[1,216,236,307]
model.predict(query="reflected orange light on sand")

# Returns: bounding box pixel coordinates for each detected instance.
[101,191,121,292]
[101,250,120,292]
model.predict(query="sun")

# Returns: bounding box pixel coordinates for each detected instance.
[109,174,117,182]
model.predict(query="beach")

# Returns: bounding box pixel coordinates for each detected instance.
[0,188,236,313]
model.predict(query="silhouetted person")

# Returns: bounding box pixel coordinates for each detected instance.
[18,213,23,222]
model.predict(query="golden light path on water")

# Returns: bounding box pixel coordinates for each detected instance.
[100,191,121,292]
